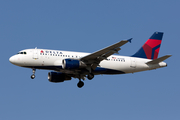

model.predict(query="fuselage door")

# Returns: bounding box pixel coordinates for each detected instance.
[130,58,136,68]
[33,48,39,59]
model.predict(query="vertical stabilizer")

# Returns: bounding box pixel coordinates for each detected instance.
[132,32,163,59]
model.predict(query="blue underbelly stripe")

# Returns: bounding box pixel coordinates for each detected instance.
[23,66,125,74]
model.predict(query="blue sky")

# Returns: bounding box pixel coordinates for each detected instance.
[0,0,179,120]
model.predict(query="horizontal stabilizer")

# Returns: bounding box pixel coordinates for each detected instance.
[146,55,172,64]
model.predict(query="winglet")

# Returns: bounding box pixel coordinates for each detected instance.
[127,38,132,43]
[146,55,172,64]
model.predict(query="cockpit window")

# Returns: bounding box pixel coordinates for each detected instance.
[17,51,27,55]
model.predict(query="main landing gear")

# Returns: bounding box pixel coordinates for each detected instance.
[87,73,94,80]
[77,80,84,88]
[77,75,85,88]
[31,69,36,79]
[77,73,94,88]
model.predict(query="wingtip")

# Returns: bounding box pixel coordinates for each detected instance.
[166,55,172,58]
[163,55,172,58]
[127,38,133,43]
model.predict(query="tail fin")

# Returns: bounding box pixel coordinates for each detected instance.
[132,32,163,60]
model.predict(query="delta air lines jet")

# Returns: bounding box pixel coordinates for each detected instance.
[9,32,171,88]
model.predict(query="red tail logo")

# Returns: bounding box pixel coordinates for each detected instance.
[132,32,163,59]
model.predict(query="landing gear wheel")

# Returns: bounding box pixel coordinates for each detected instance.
[31,74,35,79]
[31,69,36,79]
[87,73,94,80]
[77,81,84,88]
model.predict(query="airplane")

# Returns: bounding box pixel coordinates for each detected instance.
[9,32,171,88]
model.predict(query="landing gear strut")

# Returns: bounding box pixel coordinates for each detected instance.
[87,73,94,80]
[76,73,94,88]
[31,69,36,79]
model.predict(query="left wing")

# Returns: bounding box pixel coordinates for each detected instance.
[80,39,132,70]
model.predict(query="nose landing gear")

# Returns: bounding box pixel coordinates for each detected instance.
[31,69,36,79]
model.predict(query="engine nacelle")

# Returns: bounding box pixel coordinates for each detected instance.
[62,59,86,69]
[48,72,71,83]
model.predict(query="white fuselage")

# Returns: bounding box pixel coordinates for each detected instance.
[9,48,167,75]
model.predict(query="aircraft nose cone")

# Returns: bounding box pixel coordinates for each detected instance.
[9,56,14,63]
[9,55,23,66]
[9,55,17,65]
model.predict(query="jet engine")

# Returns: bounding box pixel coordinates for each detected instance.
[62,59,86,69]
[48,72,71,83]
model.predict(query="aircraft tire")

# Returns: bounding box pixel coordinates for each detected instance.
[31,74,35,79]
[87,73,94,80]
[77,81,84,88]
